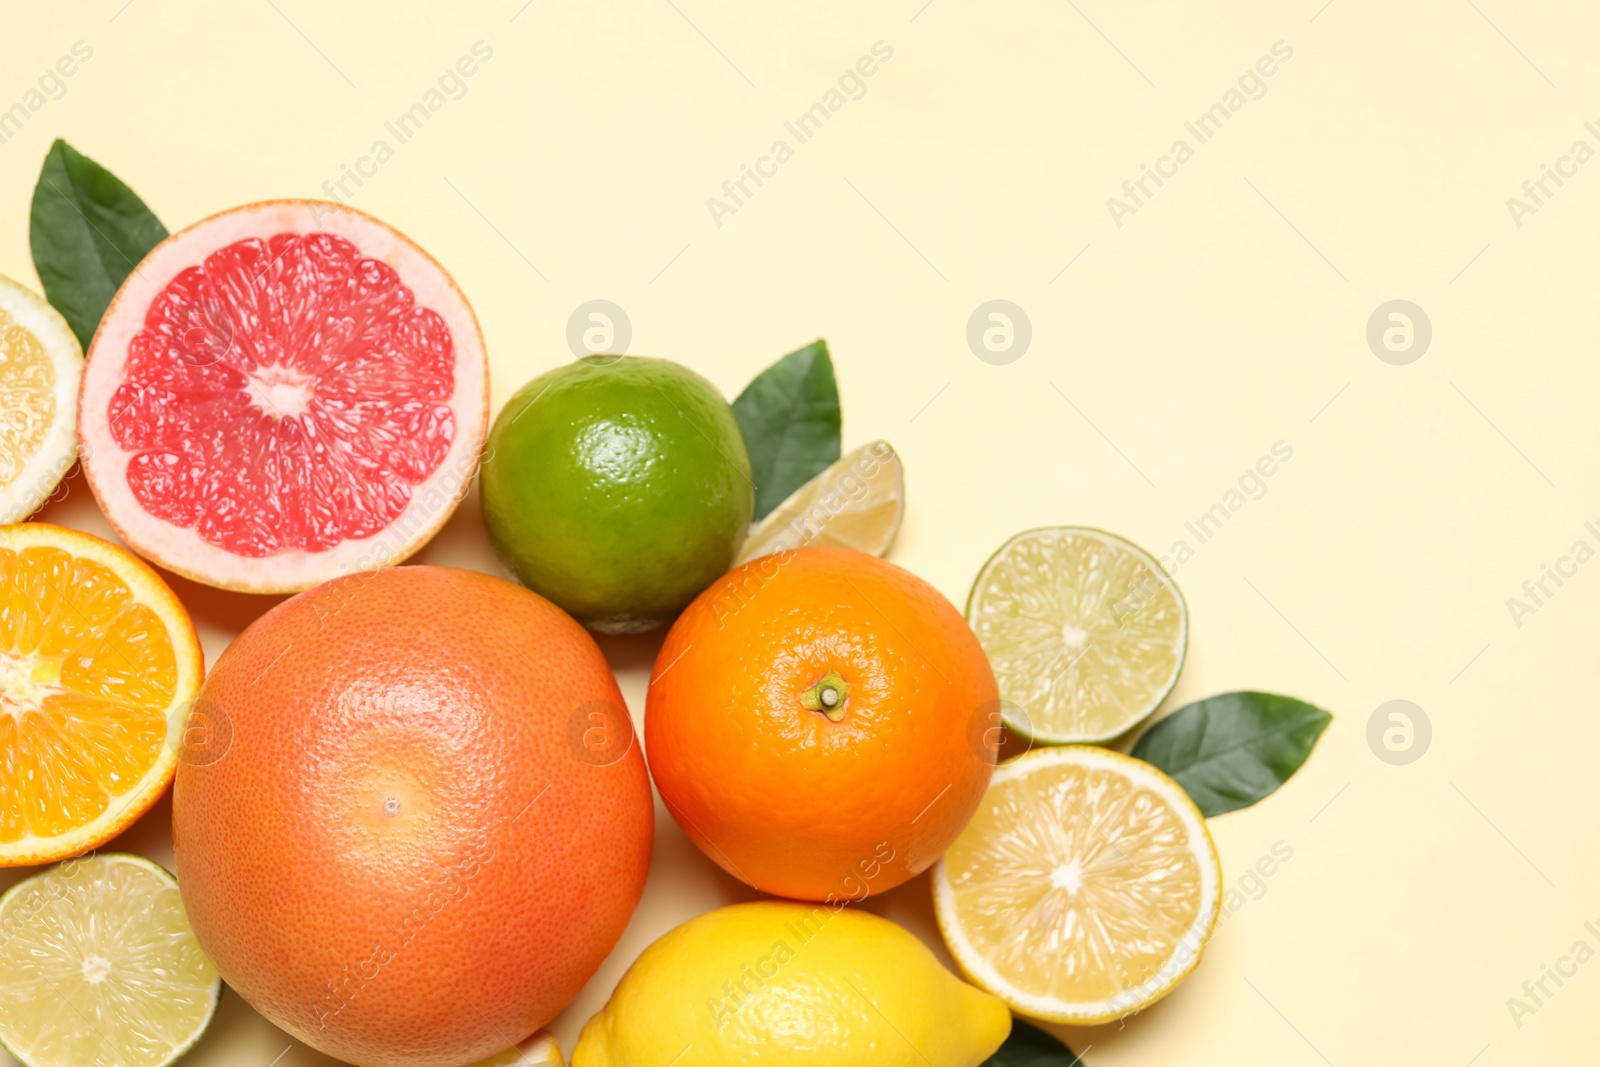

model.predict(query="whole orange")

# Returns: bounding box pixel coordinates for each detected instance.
[645,546,997,902]
[172,566,653,1067]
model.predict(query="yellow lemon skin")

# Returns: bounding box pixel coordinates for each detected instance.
[573,902,1010,1067]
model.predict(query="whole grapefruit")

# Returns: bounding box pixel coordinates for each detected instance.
[645,546,998,902]
[172,566,653,1067]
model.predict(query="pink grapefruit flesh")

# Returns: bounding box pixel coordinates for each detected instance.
[79,201,489,593]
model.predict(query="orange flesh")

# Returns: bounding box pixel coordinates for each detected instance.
[0,546,176,844]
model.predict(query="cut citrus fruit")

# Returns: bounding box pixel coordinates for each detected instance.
[0,275,81,524]
[0,522,203,866]
[469,1031,563,1066]
[0,853,220,1067]
[933,745,1221,1025]
[734,439,903,565]
[78,201,489,593]
[967,526,1186,743]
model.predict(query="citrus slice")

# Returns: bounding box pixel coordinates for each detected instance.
[0,853,221,1067]
[78,200,490,593]
[933,745,1220,1025]
[470,1031,564,1066]
[0,275,81,524]
[735,439,903,565]
[967,526,1186,743]
[0,523,203,866]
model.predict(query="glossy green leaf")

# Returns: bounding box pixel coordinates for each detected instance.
[30,139,168,349]
[981,1019,1082,1067]
[732,339,841,520]
[1131,691,1332,817]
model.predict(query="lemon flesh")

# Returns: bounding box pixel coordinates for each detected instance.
[0,275,81,523]
[736,439,903,565]
[967,526,1186,743]
[0,853,220,1067]
[573,901,1010,1067]
[934,746,1220,1025]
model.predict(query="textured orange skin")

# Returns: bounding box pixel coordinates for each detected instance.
[172,566,653,1067]
[645,547,997,902]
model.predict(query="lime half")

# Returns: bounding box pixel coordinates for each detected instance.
[966,526,1186,743]
[0,854,221,1067]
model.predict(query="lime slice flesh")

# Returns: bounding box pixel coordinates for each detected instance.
[0,853,220,1067]
[966,526,1186,743]
[735,439,903,565]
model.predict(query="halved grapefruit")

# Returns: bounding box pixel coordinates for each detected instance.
[78,201,489,593]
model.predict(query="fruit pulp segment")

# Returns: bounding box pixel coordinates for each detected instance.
[108,232,457,557]
[0,856,218,1067]
[0,307,56,490]
[0,547,175,844]
[943,761,1205,1005]
[972,530,1183,737]
[741,443,903,562]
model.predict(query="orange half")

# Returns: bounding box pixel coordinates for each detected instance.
[0,523,202,866]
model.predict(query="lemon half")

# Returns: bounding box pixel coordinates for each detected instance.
[934,745,1221,1025]
[0,275,80,524]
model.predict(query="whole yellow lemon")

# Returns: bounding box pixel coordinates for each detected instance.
[573,902,1010,1066]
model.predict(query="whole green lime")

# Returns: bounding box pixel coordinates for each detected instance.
[481,356,753,632]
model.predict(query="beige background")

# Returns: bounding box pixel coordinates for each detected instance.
[3,1,1598,1063]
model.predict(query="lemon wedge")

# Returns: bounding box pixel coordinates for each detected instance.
[736,440,903,565]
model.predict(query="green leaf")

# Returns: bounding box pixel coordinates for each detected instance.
[1131,691,1332,817]
[30,139,168,349]
[981,1019,1082,1067]
[732,339,841,520]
